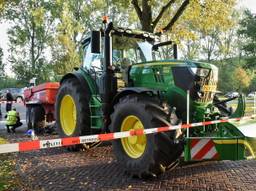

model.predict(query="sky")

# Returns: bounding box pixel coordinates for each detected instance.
[0,0,256,76]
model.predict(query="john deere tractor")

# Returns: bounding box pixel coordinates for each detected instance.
[56,20,256,177]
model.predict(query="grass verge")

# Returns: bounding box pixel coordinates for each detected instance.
[0,137,22,191]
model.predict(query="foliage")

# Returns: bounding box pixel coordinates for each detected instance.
[0,47,4,78]
[233,67,251,92]
[110,0,238,63]
[49,0,106,75]
[217,58,251,93]
[0,76,25,89]
[238,9,256,69]
[249,76,256,92]
[179,0,237,61]
[0,138,22,191]
[0,0,19,14]
[5,0,54,84]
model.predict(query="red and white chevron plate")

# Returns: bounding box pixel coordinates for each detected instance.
[190,139,219,160]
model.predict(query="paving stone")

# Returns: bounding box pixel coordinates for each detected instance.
[1,132,256,190]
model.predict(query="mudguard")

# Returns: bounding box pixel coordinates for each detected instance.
[230,94,246,118]
[60,71,93,100]
[112,87,157,106]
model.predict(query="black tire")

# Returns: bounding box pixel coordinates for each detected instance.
[31,105,45,134]
[55,78,91,151]
[26,106,32,129]
[111,94,184,178]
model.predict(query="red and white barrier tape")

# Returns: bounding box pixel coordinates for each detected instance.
[0,115,255,154]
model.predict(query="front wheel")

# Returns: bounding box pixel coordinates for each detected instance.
[111,95,184,178]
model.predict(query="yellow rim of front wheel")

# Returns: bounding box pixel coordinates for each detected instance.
[60,95,77,136]
[121,115,146,158]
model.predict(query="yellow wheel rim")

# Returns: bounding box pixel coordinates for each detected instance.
[121,115,146,158]
[60,95,77,136]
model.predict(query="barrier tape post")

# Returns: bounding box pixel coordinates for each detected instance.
[0,114,256,154]
[186,90,190,138]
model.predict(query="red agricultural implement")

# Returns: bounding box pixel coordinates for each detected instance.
[24,82,59,133]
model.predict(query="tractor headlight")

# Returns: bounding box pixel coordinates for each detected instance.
[190,67,210,78]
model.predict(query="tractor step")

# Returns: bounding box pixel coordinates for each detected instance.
[91,115,102,118]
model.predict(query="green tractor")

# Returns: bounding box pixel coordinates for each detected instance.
[55,22,256,177]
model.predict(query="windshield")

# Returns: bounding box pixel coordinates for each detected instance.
[83,35,174,70]
[137,41,153,61]
[83,43,103,71]
[112,35,173,65]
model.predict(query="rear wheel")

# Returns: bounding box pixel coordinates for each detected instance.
[26,106,32,129]
[111,94,184,177]
[31,105,45,134]
[55,78,91,151]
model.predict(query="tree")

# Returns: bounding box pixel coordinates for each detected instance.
[128,0,236,35]
[128,0,190,33]
[50,0,104,74]
[180,37,200,59]
[0,47,4,77]
[6,0,54,83]
[125,0,237,63]
[233,67,251,92]
[200,30,220,62]
[238,9,256,69]
[249,76,256,92]
[0,0,18,13]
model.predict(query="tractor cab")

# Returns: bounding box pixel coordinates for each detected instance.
[81,26,178,89]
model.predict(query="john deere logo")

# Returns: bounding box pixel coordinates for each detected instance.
[202,85,216,92]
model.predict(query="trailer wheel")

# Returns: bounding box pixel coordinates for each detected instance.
[55,78,90,151]
[31,106,45,134]
[111,94,184,178]
[26,106,32,129]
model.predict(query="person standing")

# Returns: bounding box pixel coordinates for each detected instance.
[6,90,13,112]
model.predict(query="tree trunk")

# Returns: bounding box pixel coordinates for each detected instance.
[31,21,36,74]
[141,0,153,32]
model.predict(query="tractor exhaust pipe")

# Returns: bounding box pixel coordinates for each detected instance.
[99,22,117,130]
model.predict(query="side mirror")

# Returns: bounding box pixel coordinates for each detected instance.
[152,40,173,51]
[173,44,178,59]
[91,31,101,54]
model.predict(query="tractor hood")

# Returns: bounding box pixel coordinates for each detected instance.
[130,59,218,103]
[129,60,218,122]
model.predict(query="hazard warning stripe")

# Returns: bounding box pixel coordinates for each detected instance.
[193,140,214,160]
[190,139,200,148]
[203,147,219,159]
[190,139,219,160]
[0,115,255,154]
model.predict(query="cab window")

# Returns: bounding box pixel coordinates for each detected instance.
[83,42,103,71]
